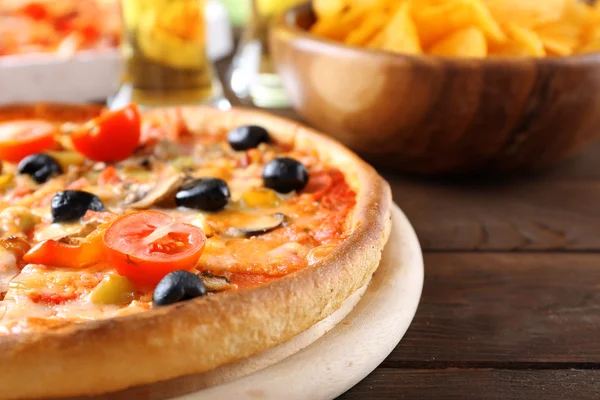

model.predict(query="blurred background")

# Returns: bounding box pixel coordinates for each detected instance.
[1,0,599,174]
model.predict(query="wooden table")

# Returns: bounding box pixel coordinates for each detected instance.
[213,59,600,399]
[338,142,600,399]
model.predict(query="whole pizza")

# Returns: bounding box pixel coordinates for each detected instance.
[0,104,391,399]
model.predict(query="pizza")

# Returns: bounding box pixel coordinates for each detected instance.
[0,0,119,57]
[0,104,391,399]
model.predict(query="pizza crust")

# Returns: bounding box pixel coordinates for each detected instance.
[0,106,392,399]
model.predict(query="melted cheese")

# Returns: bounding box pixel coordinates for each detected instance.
[0,248,18,294]
[0,119,357,334]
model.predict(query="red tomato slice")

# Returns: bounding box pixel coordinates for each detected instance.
[20,3,48,20]
[0,120,56,163]
[71,103,141,162]
[103,211,206,286]
[23,230,105,269]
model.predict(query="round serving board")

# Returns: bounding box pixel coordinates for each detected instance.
[92,204,423,400]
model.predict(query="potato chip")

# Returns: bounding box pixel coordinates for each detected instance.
[579,38,600,54]
[367,31,385,49]
[310,0,600,58]
[492,24,546,57]
[534,0,595,56]
[313,0,346,19]
[310,6,368,41]
[410,0,505,47]
[380,2,422,54]
[429,26,487,57]
[535,23,583,55]
[483,0,565,27]
[344,10,389,46]
[504,23,546,56]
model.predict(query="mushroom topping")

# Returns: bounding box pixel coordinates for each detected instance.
[128,173,186,209]
[199,271,231,292]
[224,213,287,238]
[0,236,31,265]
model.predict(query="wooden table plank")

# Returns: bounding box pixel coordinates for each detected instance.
[338,368,600,400]
[386,176,600,251]
[387,253,600,365]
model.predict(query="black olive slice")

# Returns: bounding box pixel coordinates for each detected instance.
[51,190,105,223]
[153,270,207,306]
[175,178,231,212]
[227,125,270,151]
[262,158,309,194]
[17,154,62,184]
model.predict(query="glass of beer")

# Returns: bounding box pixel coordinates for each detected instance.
[113,0,225,109]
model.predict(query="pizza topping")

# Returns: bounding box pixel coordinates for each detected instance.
[17,153,62,184]
[227,125,270,151]
[103,211,206,286]
[0,108,359,333]
[224,213,287,238]
[129,173,186,210]
[175,178,231,212]
[51,190,106,223]
[70,104,141,162]
[241,188,281,208]
[23,230,104,269]
[89,274,136,305]
[0,237,31,266]
[198,271,231,292]
[262,158,309,194]
[0,120,57,163]
[45,150,86,169]
[153,270,207,306]
[0,248,19,297]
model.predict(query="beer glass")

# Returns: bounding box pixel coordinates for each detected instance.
[114,0,225,108]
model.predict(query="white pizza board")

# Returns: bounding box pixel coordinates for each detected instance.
[97,204,424,400]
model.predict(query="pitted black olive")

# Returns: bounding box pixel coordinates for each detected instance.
[17,154,62,184]
[227,125,270,151]
[153,270,207,306]
[175,178,231,212]
[51,190,105,223]
[262,157,309,194]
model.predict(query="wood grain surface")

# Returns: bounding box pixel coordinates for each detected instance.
[338,141,600,399]
[339,369,600,400]
[214,56,600,400]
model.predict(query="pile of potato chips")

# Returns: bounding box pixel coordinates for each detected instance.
[310,0,600,58]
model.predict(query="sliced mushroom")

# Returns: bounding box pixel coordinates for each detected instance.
[198,271,231,292]
[225,213,287,238]
[0,236,31,264]
[128,173,186,209]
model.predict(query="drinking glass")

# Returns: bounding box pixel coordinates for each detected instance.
[228,0,304,108]
[112,0,226,109]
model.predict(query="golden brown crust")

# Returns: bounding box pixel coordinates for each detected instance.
[0,106,392,400]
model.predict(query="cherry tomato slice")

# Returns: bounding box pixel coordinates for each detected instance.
[20,2,48,20]
[103,211,206,286]
[23,229,105,269]
[71,103,141,162]
[0,120,56,163]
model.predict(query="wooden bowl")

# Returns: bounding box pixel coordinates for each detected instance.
[270,4,600,174]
